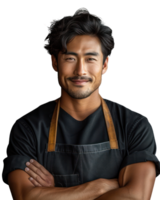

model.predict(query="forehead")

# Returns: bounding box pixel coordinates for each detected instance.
[65,51,99,57]
[64,35,103,56]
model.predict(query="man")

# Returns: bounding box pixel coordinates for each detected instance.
[4,7,160,200]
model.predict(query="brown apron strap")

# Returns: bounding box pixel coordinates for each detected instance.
[47,97,60,152]
[47,95,119,152]
[101,95,119,149]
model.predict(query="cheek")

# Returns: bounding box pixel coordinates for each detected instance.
[94,68,101,75]
[58,63,73,75]
[58,67,72,85]
[88,66,102,80]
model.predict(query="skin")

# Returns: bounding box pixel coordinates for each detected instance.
[51,34,109,121]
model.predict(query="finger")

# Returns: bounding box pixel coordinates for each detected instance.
[29,177,42,187]
[26,159,54,187]
[30,159,50,176]
[26,161,47,181]
[25,164,46,185]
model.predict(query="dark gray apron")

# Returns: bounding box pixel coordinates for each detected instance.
[46,94,122,187]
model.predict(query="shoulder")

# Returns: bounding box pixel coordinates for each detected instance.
[17,99,56,121]
[104,98,147,128]
[103,98,145,118]
[8,100,56,139]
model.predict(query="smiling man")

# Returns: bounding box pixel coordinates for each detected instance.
[2,8,160,200]
[52,34,108,121]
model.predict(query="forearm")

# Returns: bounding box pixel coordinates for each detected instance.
[95,186,140,200]
[25,179,103,200]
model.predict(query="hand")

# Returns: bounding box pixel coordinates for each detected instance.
[99,178,120,194]
[25,159,55,187]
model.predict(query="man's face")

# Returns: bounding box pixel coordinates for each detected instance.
[51,35,108,99]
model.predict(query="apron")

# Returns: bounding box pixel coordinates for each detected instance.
[45,94,123,187]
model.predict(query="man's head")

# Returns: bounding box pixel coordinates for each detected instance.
[51,34,110,99]
[43,9,116,99]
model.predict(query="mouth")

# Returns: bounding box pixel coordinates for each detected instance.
[70,79,89,85]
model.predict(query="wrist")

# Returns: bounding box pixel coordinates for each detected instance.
[89,178,106,196]
[99,178,120,194]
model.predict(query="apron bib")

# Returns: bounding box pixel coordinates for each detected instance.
[45,95,124,187]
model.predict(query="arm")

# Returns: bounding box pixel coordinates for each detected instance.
[95,186,132,200]
[25,178,103,200]
[95,161,156,200]
[95,184,136,200]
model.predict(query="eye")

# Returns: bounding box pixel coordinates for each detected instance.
[88,58,95,60]
[66,58,74,60]
[66,58,95,60]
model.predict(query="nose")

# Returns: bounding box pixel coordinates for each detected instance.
[74,59,87,76]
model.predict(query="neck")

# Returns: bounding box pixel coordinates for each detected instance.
[59,89,102,121]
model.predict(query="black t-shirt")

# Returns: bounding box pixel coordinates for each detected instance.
[2,98,160,185]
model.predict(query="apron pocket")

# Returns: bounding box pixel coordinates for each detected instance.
[52,173,80,187]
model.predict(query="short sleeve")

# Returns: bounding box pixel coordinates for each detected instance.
[2,119,37,185]
[119,117,160,177]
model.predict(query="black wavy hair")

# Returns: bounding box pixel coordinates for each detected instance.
[44,8,114,65]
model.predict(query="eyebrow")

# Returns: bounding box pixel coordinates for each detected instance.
[64,51,99,56]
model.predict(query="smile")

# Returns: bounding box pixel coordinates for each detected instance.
[71,80,89,85]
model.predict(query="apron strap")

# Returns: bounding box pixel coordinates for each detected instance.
[101,96,119,149]
[47,96,119,152]
[47,97,60,152]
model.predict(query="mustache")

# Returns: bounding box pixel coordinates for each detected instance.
[70,77,91,81]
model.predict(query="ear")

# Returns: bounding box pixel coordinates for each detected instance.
[102,56,111,76]
[49,54,57,73]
